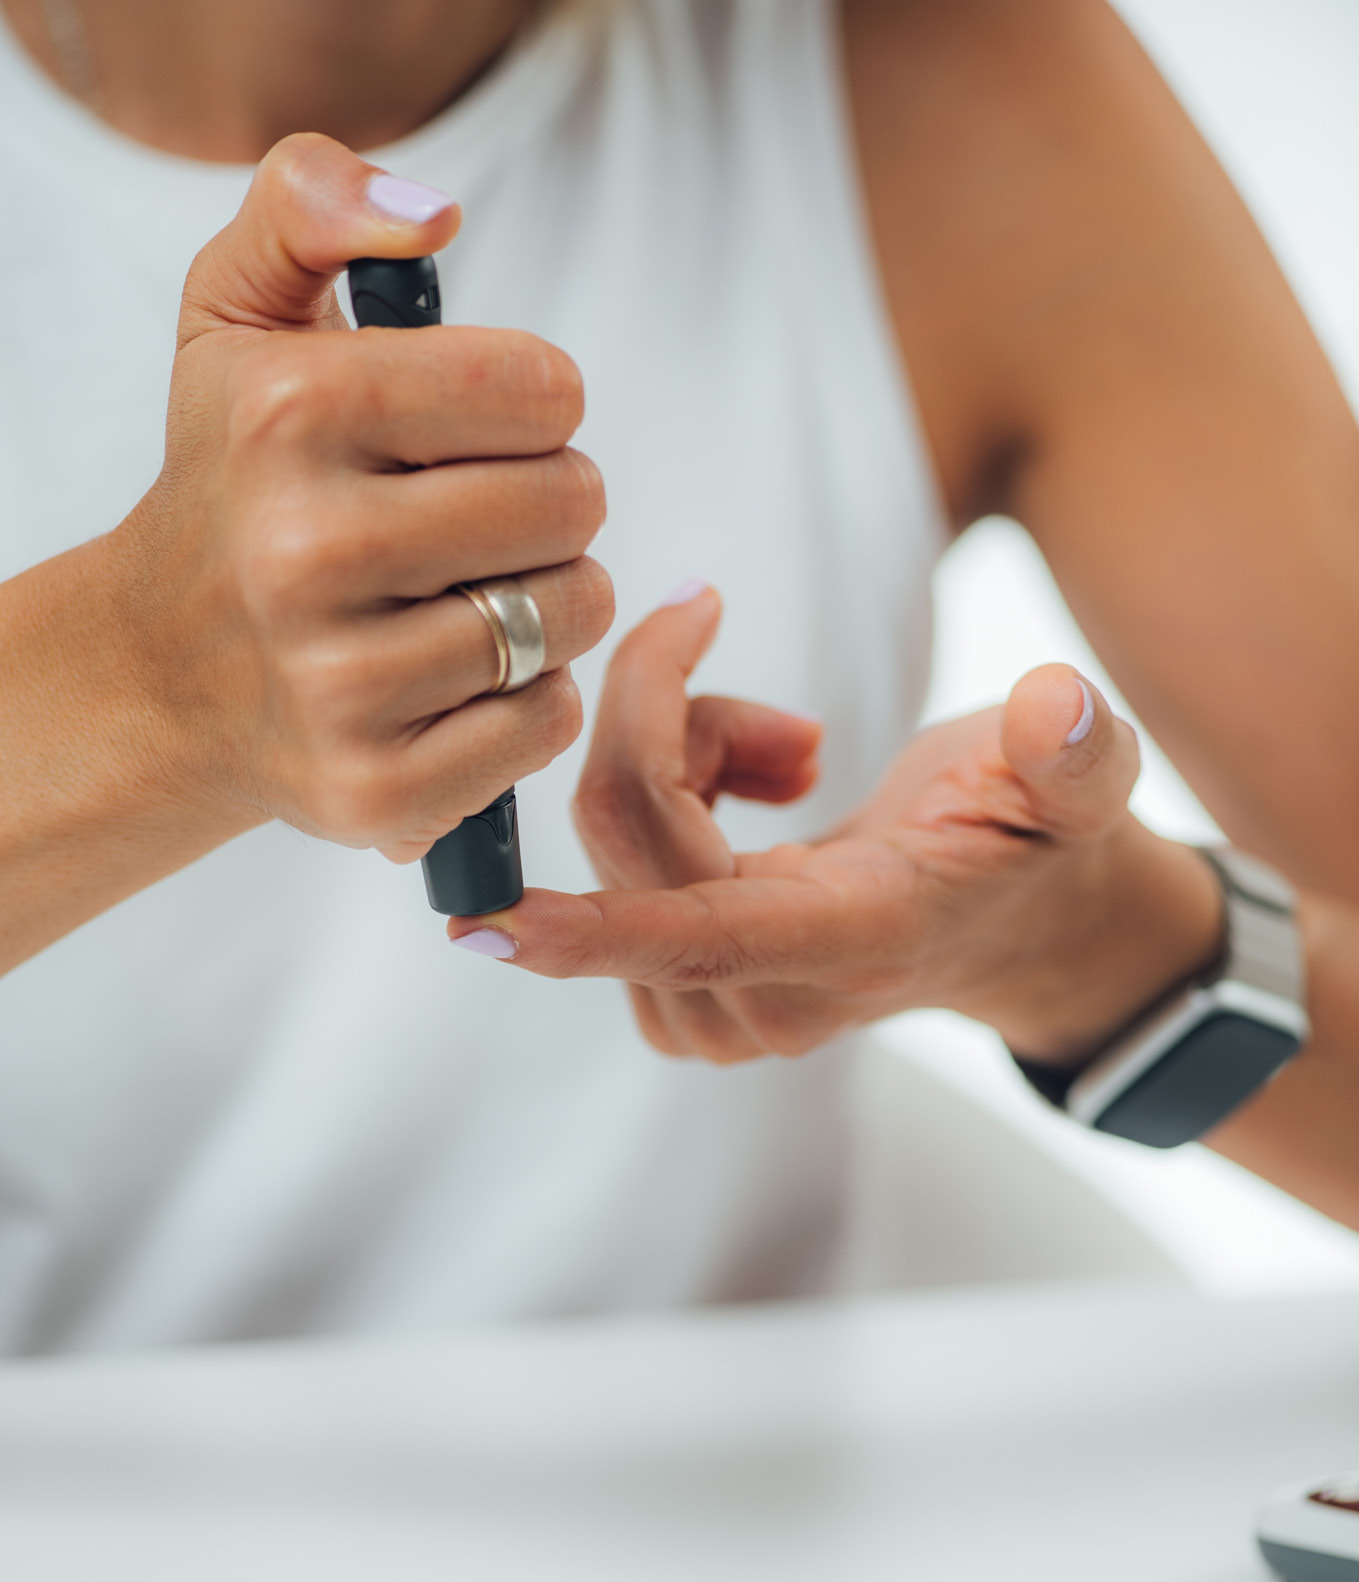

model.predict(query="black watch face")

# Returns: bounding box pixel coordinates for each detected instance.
[1093,1013,1300,1149]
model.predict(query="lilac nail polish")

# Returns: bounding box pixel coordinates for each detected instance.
[1065,678,1095,745]
[366,172,455,225]
[656,577,709,609]
[452,928,518,960]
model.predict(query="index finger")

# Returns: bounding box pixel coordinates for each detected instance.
[338,326,587,466]
[224,325,586,468]
[447,874,873,990]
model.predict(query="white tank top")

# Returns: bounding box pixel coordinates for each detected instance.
[0,0,945,1350]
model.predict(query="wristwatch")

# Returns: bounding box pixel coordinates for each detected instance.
[1013,847,1309,1149]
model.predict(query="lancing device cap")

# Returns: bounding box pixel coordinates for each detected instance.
[422,788,523,917]
[347,256,442,329]
[346,254,525,918]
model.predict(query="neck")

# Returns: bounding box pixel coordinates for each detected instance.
[3,0,536,162]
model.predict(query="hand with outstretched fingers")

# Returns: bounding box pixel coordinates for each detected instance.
[449,584,1223,1068]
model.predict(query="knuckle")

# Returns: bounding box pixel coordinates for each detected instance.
[235,509,330,615]
[509,670,584,777]
[559,555,616,650]
[576,553,615,617]
[668,956,732,989]
[181,135,342,336]
[226,341,330,450]
[281,640,371,720]
[251,134,347,237]
[259,131,332,190]
[543,672,586,755]
[308,755,401,846]
[463,332,584,440]
[658,896,753,989]
[560,448,607,535]
[528,340,585,435]
[663,943,739,991]
[571,765,652,859]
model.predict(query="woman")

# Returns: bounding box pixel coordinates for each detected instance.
[1,0,1356,1350]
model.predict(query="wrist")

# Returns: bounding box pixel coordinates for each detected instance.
[0,534,262,971]
[991,825,1224,1068]
[94,530,258,831]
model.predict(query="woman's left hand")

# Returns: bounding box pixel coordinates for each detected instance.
[448,586,1223,1067]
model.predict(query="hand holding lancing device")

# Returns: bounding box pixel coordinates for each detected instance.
[117,133,612,865]
[449,584,1223,1069]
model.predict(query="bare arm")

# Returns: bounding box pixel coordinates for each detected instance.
[0,535,253,971]
[1210,893,1359,1226]
[844,0,1359,894]
[0,134,610,976]
[844,0,1359,1210]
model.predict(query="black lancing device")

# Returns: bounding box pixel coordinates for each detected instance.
[347,255,525,917]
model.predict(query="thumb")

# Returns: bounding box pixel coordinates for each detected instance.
[1000,664,1140,840]
[178,133,461,346]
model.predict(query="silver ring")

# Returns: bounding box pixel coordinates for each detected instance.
[455,577,546,694]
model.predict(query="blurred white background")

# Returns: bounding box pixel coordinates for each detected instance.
[881,0,1359,1297]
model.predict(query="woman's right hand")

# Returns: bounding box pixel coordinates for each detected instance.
[0,133,611,972]
[119,132,612,862]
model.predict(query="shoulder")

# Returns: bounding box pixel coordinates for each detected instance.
[841,0,1170,188]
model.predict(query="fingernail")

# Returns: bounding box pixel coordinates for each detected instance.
[656,577,709,609]
[786,708,824,727]
[451,927,518,960]
[1065,678,1095,745]
[366,172,455,225]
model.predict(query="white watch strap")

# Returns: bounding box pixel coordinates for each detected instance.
[1019,845,1309,1143]
[1202,847,1306,1007]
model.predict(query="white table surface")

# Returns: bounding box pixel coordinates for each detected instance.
[0,1279,1355,1582]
